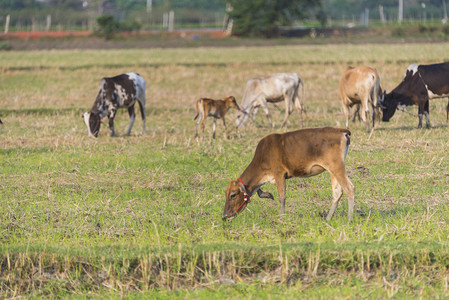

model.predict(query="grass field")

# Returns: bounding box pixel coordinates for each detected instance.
[1,43,449,298]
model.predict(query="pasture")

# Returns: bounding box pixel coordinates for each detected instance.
[1,43,449,298]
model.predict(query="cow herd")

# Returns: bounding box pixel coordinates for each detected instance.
[82,61,449,221]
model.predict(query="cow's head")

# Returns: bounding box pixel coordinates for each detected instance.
[222,180,250,220]
[381,92,398,122]
[235,108,250,128]
[83,112,101,137]
[224,96,240,110]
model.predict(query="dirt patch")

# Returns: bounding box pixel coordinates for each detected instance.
[1,30,92,41]
[0,27,447,50]
[0,29,231,50]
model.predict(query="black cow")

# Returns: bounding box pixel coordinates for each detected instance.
[83,72,146,137]
[381,62,449,128]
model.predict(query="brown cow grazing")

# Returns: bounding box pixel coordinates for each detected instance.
[194,96,240,139]
[223,127,355,222]
[340,66,383,132]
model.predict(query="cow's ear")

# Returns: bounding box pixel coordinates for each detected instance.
[237,181,246,194]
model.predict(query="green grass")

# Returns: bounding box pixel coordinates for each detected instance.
[1,43,449,298]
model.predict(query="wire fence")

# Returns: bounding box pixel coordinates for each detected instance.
[0,9,227,33]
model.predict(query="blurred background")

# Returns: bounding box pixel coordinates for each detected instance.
[1,0,449,38]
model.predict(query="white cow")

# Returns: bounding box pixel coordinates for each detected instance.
[235,73,304,128]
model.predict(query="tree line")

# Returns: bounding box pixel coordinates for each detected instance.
[1,0,448,36]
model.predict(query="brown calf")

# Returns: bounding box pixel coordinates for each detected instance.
[194,96,240,139]
[223,127,355,222]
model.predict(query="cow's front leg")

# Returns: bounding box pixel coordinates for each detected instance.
[108,108,117,137]
[259,98,274,128]
[424,100,431,128]
[275,177,286,216]
[417,104,424,129]
[280,94,293,128]
[257,188,274,200]
[222,117,228,138]
[252,107,258,123]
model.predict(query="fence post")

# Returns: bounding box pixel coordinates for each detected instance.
[46,15,51,31]
[163,12,168,30]
[5,14,10,33]
[168,10,174,32]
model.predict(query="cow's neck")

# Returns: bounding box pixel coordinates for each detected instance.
[91,100,109,118]
[239,165,267,197]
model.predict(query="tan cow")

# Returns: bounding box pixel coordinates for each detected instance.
[340,66,383,132]
[223,127,355,222]
[194,96,240,139]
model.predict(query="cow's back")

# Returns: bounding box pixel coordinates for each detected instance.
[242,73,299,104]
[251,127,349,175]
[417,62,449,96]
[340,66,378,102]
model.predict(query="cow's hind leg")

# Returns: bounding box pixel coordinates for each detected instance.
[212,118,217,139]
[137,99,146,134]
[327,168,355,222]
[126,105,136,136]
[327,173,343,221]
[293,95,303,127]
[362,98,371,133]
[352,104,361,123]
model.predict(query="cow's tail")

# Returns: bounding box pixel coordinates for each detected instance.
[294,78,306,127]
[194,98,201,121]
[299,79,305,112]
[446,100,449,123]
[371,72,382,125]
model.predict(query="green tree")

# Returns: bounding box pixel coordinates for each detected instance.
[96,14,120,39]
[227,0,324,37]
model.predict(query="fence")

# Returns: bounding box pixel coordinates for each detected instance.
[1,9,227,34]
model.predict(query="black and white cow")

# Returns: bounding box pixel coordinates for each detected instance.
[381,62,449,128]
[83,72,146,137]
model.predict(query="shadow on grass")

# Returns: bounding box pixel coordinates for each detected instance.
[376,123,448,131]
